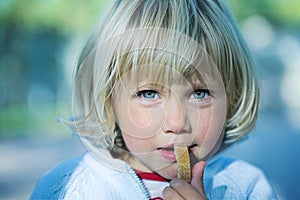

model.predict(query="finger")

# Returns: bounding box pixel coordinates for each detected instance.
[191,161,207,196]
[168,178,205,200]
[162,185,184,200]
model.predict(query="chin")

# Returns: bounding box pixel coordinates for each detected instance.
[154,163,178,180]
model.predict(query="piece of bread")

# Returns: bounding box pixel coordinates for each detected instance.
[174,144,191,182]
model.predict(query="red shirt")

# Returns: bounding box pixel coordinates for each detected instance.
[135,170,170,200]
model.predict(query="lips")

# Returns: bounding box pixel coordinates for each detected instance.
[158,147,176,161]
[158,144,196,161]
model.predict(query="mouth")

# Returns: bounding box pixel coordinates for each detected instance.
[157,144,197,161]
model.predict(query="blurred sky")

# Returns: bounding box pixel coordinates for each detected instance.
[0,0,299,199]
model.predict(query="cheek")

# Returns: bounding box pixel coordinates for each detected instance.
[121,133,146,153]
[123,103,165,137]
[193,106,226,158]
[114,100,152,137]
[194,107,225,141]
[194,114,210,142]
[121,130,158,155]
[128,105,152,128]
[211,104,227,139]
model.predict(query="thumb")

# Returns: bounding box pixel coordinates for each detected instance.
[191,161,206,196]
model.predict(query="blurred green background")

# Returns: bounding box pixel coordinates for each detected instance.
[0,0,300,199]
[0,0,110,137]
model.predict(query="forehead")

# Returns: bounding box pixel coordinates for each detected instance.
[102,28,224,92]
[114,49,222,89]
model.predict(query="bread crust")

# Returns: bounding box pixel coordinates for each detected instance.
[174,144,191,182]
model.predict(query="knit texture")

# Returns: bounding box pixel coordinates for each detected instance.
[30,153,277,199]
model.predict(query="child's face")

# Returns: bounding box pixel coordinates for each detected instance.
[113,68,227,179]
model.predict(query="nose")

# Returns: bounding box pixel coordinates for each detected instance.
[162,98,191,134]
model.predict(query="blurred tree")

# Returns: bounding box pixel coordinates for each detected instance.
[0,0,299,34]
[228,0,300,27]
[0,0,110,34]
[0,0,115,135]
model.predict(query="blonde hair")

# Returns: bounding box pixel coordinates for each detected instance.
[68,0,259,150]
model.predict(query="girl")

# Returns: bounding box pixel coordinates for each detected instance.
[31,0,276,199]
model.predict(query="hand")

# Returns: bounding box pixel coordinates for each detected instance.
[162,161,207,200]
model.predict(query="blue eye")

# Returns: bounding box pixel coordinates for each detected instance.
[192,89,210,99]
[137,90,159,99]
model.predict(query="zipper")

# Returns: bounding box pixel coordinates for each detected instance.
[129,167,151,199]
